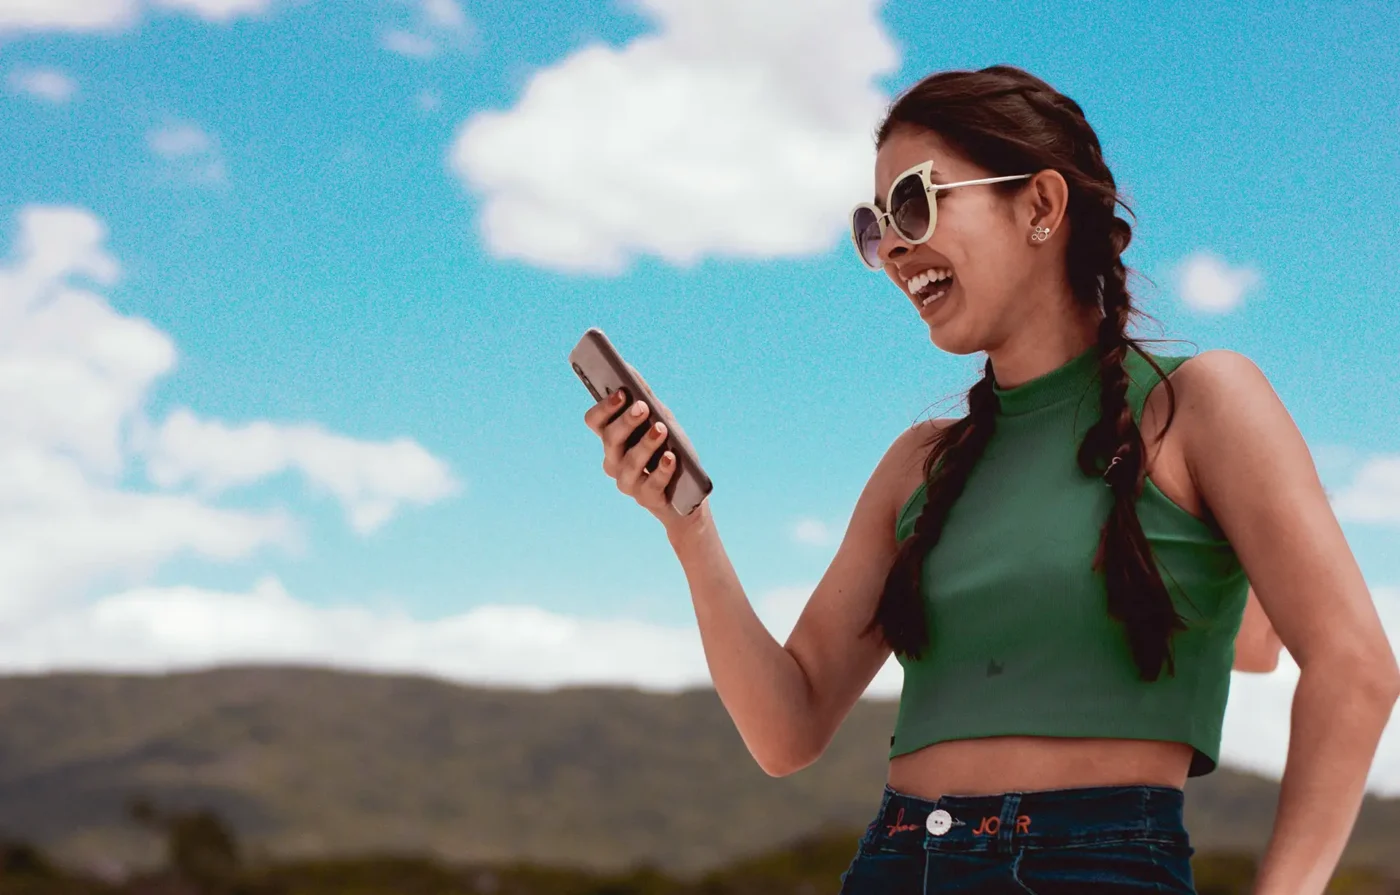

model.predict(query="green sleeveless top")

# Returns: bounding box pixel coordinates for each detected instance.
[890,346,1249,776]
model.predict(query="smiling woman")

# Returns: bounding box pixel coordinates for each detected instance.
[581,64,1398,895]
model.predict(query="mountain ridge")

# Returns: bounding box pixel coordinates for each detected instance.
[0,665,1394,877]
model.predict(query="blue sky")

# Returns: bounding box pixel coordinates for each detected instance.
[1,0,1398,790]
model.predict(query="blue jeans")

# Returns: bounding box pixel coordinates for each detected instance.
[839,784,1197,893]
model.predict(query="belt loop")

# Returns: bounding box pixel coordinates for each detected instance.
[1138,786,1153,838]
[997,793,1022,854]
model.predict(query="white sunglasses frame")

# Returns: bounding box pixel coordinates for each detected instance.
[850,161,1035,270]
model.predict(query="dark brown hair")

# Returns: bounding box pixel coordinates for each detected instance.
[867,65,1187,681]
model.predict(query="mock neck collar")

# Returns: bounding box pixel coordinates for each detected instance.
[992,345,1100,416]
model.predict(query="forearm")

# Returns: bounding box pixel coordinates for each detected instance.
[665,504,818,775]
[1252,662,1399,895]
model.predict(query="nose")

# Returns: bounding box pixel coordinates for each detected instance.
[877,223,913,266]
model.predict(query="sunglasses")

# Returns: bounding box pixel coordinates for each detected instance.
[850,161,1034,270]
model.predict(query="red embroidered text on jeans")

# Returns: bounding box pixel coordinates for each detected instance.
[885,808,920,835]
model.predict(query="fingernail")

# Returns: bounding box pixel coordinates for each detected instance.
[653,422,666,436]
[631,401,646,417]
[612,391,625,405]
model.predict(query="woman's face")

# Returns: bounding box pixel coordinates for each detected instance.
[872,126,1039,356]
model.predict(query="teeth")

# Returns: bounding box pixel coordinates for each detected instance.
[907,267,952,296]
[921,284,950,307]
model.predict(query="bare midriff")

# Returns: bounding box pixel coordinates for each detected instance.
[886,736,1195,800]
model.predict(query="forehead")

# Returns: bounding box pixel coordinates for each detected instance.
[873,127,973,201]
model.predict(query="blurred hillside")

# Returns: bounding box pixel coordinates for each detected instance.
[0,666,1395,881]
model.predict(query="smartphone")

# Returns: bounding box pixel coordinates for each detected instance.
[569,328,713,516]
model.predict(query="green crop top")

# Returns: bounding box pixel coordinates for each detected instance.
[890,346,1249,776]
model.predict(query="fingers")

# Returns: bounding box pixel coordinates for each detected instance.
[582,385,681,520]
[599,397,651,476]
[617,419,668,494]
[584,388,630,433]
[638,448,677,508]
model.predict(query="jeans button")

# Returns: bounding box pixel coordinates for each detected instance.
[926,809,952,836]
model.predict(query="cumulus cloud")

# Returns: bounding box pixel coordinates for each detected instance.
[143,410,460,534]
[382,30,439,58]
[1175,251,1262,313]
[791,516,837,547]
[7,66,79,103]
[381,0,472,59]
[0,577,711,690]
[450,0,898,273]
[1331,454,1400,525]
[149,0,279,23]
[0,206,292,620]
[0,0,138,32]
[146,121,227,184]
[416,89,442,113]
[0,0,284,31]
[0,205,453,621]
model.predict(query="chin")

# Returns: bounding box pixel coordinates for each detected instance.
[926,322,984,357]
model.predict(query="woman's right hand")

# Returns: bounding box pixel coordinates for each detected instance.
[584,388,697,531]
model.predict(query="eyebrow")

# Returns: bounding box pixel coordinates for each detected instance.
[873,167,942,209]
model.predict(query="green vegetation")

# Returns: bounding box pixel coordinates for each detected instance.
[0,810,1396,895]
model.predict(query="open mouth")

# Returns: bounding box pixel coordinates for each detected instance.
[907,267,954,308]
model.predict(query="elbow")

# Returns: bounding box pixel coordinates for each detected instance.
[759,757,816,779]
[754,733,827,779]
[1232,640,1283,674]
[1305,647,1400,708]
[1358,646,1400,705]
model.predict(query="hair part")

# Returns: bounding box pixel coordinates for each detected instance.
[866,64,1187,681]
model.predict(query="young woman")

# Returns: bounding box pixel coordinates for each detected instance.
[583,65,1398,893]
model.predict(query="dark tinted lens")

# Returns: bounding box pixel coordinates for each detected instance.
[851,206,882,267]
[890,172,932,242]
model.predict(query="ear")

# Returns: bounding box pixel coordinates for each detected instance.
[1022,169,1070,239]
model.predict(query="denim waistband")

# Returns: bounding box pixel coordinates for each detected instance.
[860,783,1190,856]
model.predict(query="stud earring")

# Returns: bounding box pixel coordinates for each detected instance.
[1031,226,1051,243]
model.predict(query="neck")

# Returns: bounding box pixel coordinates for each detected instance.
[985,290,1102,389]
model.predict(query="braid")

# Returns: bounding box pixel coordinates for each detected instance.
[867,361,999,659]
[1076,215,1188,681]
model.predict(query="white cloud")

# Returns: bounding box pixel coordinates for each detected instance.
[382,29,439,58]
[0,206,293,620]
[381,0,472,60]
[791,516,837,547]
[416,89,442,113]
[0,204,452,620]
[7,66,79,103]
[421,0,467,32]
[0,0,138,32]
[143,410,460,534]
[1331,454,1400,525]
[1175,251,1261,313]
[148,122,213,157]
[0,0,287,31]
[149,0,278,23]
[146,121,227,185]
[0,577,712,690]
[450,0,898,273]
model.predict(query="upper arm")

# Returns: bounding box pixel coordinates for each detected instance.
[1177,350,1396,681]
[1233,587,1283,673]
[783,421,941,755]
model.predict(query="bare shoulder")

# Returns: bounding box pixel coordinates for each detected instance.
[1140,349,1278,521]
[1151,349,1282,455]
[880,417,957,527]
[1165,348,1274,406]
